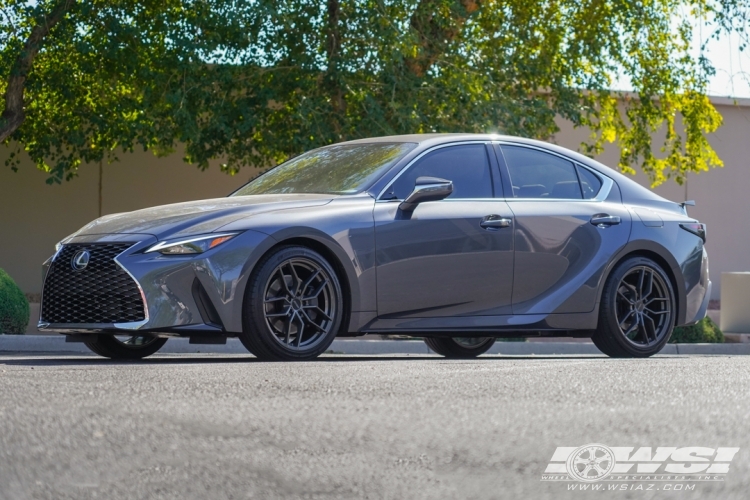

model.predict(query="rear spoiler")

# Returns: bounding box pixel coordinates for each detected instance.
[679,200,695,215]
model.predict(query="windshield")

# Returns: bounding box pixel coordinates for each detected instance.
[231,142,416,196]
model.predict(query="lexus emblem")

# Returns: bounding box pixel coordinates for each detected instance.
[71,250,90,271]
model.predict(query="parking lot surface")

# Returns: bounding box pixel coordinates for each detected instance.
[1,354,748,499]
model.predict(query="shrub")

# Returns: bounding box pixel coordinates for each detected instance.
[0,268,29,334]
[669,317,723,344]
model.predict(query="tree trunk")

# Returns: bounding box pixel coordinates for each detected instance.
[0,0,74,143]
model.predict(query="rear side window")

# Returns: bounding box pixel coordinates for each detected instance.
[387,144,493,200]
[501,146,582,199]
[576,165,603,198]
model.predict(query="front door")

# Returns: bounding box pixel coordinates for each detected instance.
[374,143,514,321]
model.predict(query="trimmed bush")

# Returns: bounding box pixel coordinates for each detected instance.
[669,317,723,344]
[0,268,29,334]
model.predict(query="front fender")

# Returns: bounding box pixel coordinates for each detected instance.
[110,229,274,333]
[219,196,378,332]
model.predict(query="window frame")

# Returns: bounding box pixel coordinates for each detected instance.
[376,141,502,202]
[492,143,613,202]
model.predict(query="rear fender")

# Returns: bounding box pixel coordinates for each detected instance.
[597,239,688,326]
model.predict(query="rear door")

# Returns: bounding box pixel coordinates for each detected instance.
[374,143,515,320]
[495,144,632,314]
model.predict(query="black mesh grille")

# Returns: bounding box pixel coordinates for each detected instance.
[41,243,146,324]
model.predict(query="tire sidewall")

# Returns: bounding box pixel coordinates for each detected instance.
[449,337,496,357]
[85,335,167,359]
[425,337,496,358]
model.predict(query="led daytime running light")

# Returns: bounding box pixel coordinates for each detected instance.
[146,233,238,254]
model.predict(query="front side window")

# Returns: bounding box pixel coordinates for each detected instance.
[501,145,582,199]
[386,144,493,200]
[232,142,417,196]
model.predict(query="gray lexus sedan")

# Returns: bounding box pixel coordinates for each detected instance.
[39,134,710,360]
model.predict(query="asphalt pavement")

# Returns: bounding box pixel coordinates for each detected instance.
[1,353,748,500]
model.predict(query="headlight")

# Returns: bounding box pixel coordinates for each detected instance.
[145,233,239,255]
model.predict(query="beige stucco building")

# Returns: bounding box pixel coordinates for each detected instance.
[1,96,748,301]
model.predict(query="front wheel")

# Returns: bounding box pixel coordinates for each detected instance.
[84,335,167,359]
[424,337,496,358]
[593,257,676,358]
[240,246,344,361]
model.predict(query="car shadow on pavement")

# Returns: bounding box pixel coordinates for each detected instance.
[0,354,608,367]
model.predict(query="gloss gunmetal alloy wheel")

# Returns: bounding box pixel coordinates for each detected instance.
[454,337,491,348]
[83,334,167,359]
[424,336,496,358]
[263,258,336,350]
[241,246,343,361]
[615,266,672,347]
[593,256,676,358]
[114,335,160,347]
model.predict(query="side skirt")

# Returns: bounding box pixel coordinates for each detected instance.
[361,311,598,334]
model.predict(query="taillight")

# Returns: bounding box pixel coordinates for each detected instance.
[680,223,706,243]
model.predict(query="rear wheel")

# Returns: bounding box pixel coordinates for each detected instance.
[424,337,496,358]
[84,335,167,359]
[593,257,675,358]
[240,246,343,361]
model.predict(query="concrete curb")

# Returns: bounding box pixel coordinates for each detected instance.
[2,335,750,356]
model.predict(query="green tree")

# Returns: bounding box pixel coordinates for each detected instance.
[0,0,747,186]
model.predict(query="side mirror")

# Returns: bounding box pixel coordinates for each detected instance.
[399,176,453,212]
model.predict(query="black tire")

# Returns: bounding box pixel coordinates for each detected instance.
[84,335,167,359]
[240,246,344,361]
[424,337,496,358]
[593,256,676,358]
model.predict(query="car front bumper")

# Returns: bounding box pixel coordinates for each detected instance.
[38,229,274,335]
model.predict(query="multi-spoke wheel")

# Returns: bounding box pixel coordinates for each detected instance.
[84,334,167,359]
[593,256,675,358]
[424,336,496,358]
[240,246,343,361]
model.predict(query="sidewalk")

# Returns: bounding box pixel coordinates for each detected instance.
[2,335,750,356]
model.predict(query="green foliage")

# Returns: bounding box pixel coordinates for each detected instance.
[0,0,747,185]
[0,268,29,334]
[669,317,724,343]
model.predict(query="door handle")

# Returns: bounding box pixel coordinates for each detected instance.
[590,214,621,227]
[480,215,512,230]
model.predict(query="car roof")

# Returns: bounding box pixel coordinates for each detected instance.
[343,134,598,168]
[343,133,598,166]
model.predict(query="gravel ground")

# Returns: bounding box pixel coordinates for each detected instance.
[0,353,748,499]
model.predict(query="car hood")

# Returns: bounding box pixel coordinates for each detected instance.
[72,194,336,240]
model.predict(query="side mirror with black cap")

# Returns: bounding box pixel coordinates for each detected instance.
[398,176,453,212]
